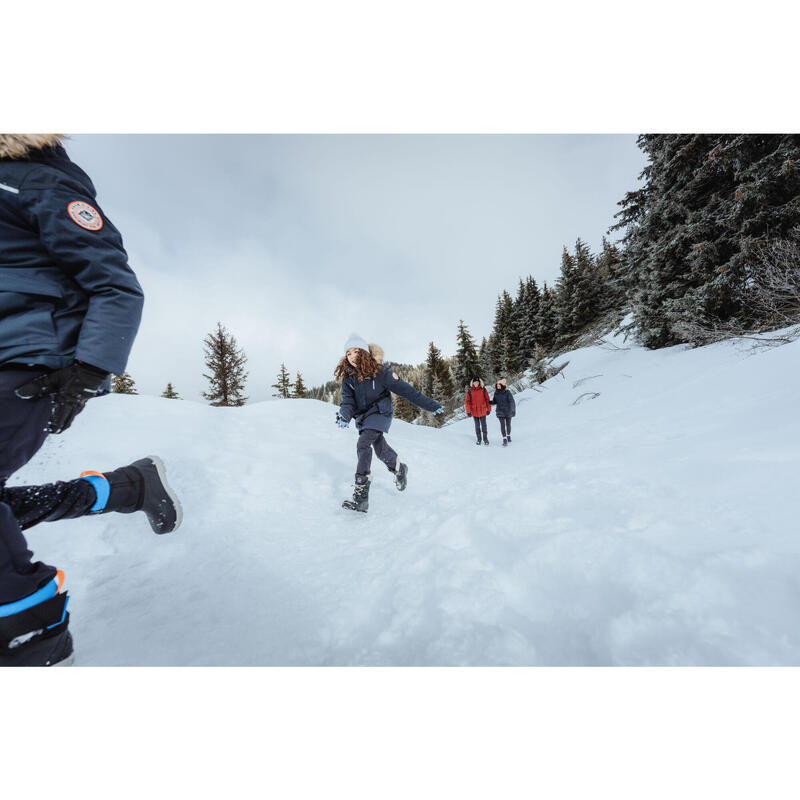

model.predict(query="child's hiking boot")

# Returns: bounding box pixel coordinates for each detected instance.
[342,472,371,512]
[80,455,182,534]
[393,462,408,491]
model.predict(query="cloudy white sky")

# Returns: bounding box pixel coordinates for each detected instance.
[65,135,646,401]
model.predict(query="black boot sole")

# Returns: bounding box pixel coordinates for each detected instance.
[137,455,183,534]
[342,501,368,513]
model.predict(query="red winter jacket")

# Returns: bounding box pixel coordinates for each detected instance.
[465,386,491,417]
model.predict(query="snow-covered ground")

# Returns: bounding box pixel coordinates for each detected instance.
[14,329,800,665]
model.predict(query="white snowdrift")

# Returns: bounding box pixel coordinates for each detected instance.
[14,330,800,665]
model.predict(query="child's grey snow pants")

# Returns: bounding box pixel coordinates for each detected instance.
[356,429,398,475]
[0,370,97,604]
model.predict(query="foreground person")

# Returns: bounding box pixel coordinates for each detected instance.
[0,134,182,667]
[335,334,444,513]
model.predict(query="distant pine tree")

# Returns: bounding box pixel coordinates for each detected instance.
[573,237,603,329]
[112,372,138,395]
[536,282,558,352]
[161,382,180,399]
[291,372,308,399]
[517,275,541,365]
[423,342,445,396]
[489,291,514,375]
[272,363,292,399]
[478,335,493,381]
[454,320,481,390]
[595,237,625,312]
[202,321,249,407]
[555,246,578,342]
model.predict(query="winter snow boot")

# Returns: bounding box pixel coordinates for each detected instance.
[483,438,490,446]
[393,462,408,492]
[507,436,512,443]
[0,571,73,667]
[80,455,183,534]
[475,439,481,446]
[342,472,371,513]
[502,437,508,447]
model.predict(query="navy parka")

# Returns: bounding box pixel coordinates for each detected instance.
[339,365,440,433]
[0,145,144,375]
[491,387,516,418]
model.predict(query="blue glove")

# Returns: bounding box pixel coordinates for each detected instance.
[433,406,445,415]
[336,413,350,429]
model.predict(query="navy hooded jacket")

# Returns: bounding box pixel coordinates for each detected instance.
[0,144,144,375]
[491,387,516,418]
[339,365,440,433]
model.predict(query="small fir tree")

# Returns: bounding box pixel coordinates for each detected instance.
[271,363,292,399]
[454,320,481,390]
[112,372,138,395]
[161,382,180,399]
[291,372,308,399]
[202,322,249,407]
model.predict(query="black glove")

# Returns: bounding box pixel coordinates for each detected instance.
[15,362,110,434]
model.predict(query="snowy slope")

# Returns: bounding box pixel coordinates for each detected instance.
[14,330,800,665]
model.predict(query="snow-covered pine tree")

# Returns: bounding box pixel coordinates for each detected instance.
[535,282,558,352]
[112,372,138,394]
[517,275,541,364]
[489,291,514,375]
[161,382,180,399]
[202,322,249,407]
[573,237,603,329]
[271,363,292,399]
[291,373,308,399]
[612,134,800,346]
[595,237,625,313]
[555,246,578,343]
[454,320,481,390]
[478,336,492,382]
[423,342,445,396]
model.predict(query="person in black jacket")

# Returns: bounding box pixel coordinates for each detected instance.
[335,333,444,512]
[490,378,516,446]
[0,135,182,667]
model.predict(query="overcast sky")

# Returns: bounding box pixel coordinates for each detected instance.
[65,135,646,401]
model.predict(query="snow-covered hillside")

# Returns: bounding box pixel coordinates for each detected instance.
[15,329,800,665]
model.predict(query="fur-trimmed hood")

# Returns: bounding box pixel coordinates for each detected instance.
[0,134,65,160]
[470,377,485,388]
[495,378,508,389]
[368,344,384,365]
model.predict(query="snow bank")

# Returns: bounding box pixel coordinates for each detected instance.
[14,332,800,664]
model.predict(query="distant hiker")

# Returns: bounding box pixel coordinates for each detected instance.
[0,134,182,667]
[465,377,492,446]
[335,333,444,513]
[491,378,516,446]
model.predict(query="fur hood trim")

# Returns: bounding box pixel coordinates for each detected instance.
[368,344,384,365]
[0,134,65,159]
[470,378,485,388]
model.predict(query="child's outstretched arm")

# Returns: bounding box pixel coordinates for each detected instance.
[386,371,443,414]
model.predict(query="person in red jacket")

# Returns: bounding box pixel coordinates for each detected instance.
[465,377,491,446]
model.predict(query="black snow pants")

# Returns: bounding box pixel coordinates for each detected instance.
[356,429,398,475]
[473,415,488,442]
[0,370,98,604]
[498,417,511,438]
